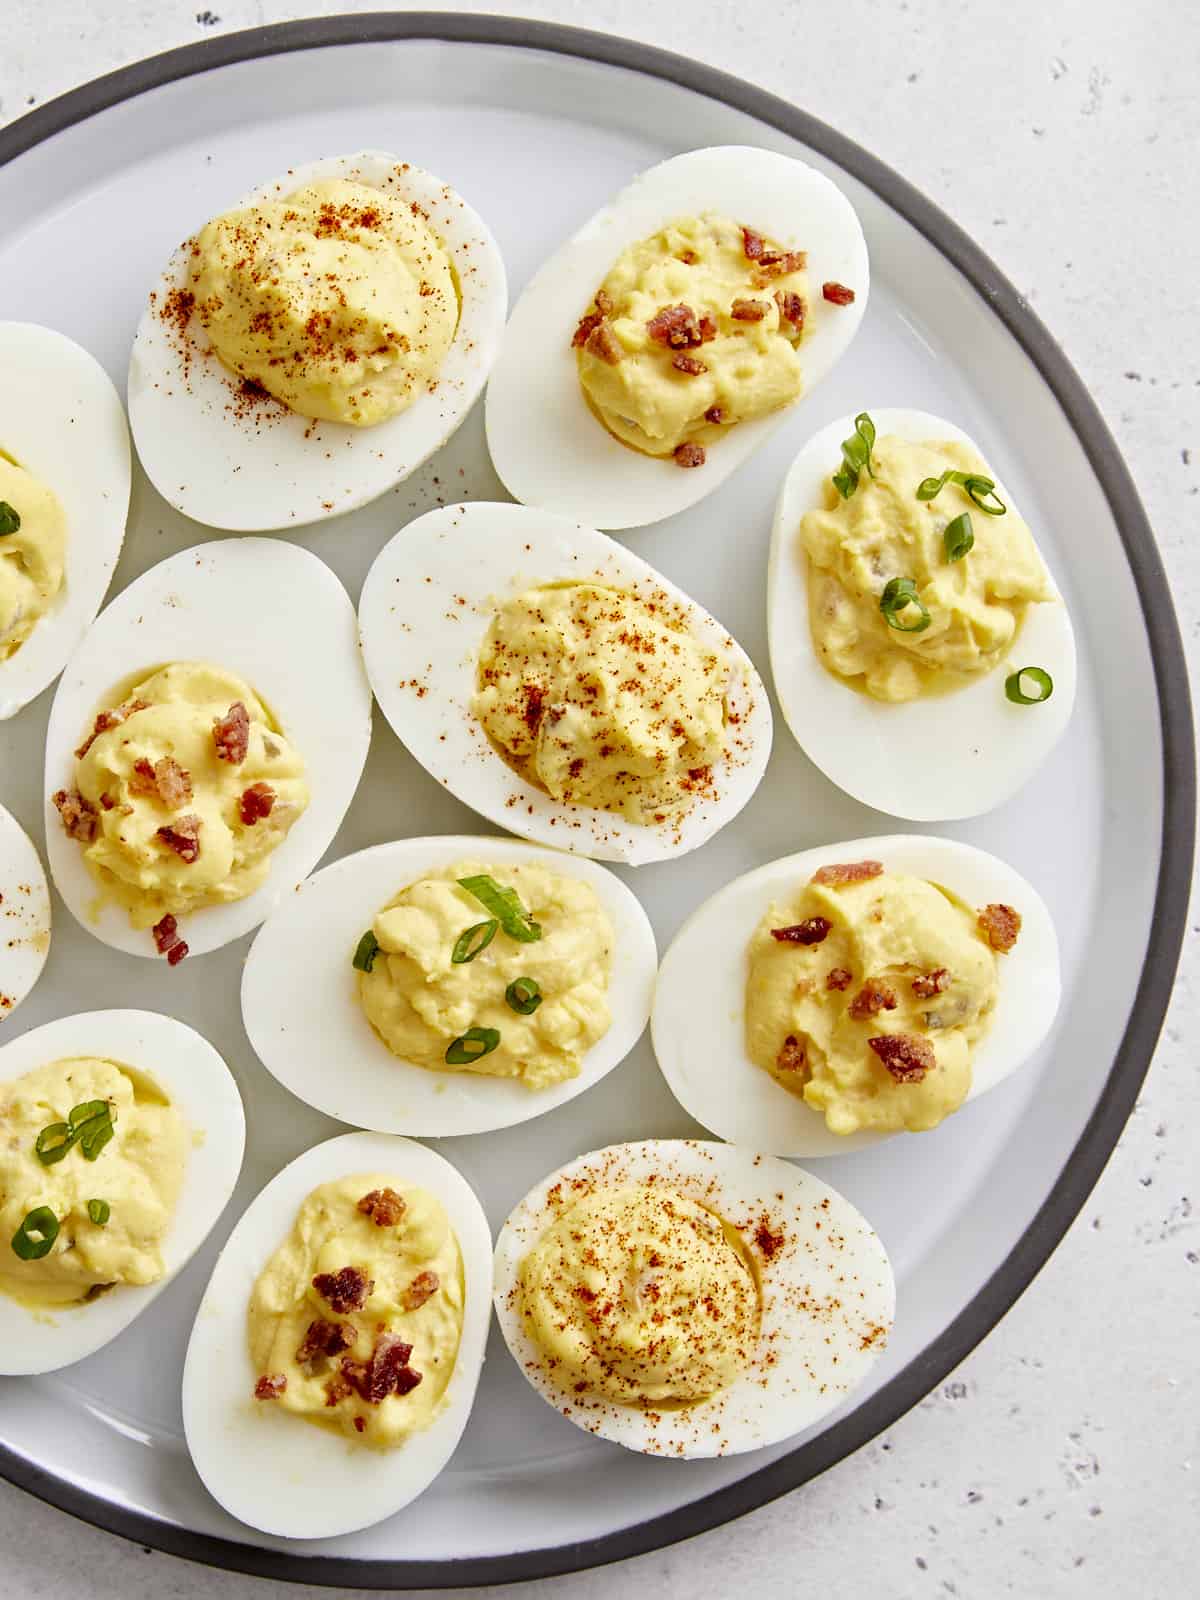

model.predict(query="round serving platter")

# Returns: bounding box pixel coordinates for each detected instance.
[0,13,1192,1590]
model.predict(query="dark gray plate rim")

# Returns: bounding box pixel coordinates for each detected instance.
[0,11,1193,1590]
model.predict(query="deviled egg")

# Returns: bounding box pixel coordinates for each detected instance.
[128,152,506,532]
[0,323,129,719]
[0,1008,244,1374]
[652,835,1060,1157]
[486,146,867,529]
[358,501,772,864]
[44,538,371,962]
[493,1139,893,1457]
[0,803,51,1023]
[769,409,1076,819]
[183,1131,491,1540]
[242,835,656,1136]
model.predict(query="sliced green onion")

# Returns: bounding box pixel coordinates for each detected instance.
[36,1101,116,1166]
[879,577,932,633]
[452,919,498,964]
[0,501,20,536]
[79,1118,114,1161]
[87,1199,111,1226]
[505,977,543,1015]
[12,1206,59,1261]
[69,1100,110,1133]
[831,412,877,499]
[943,512,974,562]
[445,1027,501,1065]
[352,930,380,973]
[34,1122,73,1166]
[1005,666,1054,704]
[457,875,542,943]
[915,469,1006,516]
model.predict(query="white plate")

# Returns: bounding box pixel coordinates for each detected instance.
[0,16,1190,1590]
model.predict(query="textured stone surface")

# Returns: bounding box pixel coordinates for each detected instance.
[1,3,1195,1597]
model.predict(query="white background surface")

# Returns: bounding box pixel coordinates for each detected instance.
[0,2,1195,1597]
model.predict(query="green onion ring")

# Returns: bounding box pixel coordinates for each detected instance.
[0,501,20,536]
[452,920,499,964]
[457,875,542,943]
[87,1199,111,1226]
[831,412,877,500]
[943,511,974,562]
[352,930,380,973]
[1005,666,1054,704]
[879,576,932,633]
[445,1027,502,1066]
[505,977,544,1015]
[34,1122,73,1166]
[12,1206,59,1261]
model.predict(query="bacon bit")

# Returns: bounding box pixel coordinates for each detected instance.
[402,1271,439,1311]
[152,914,180,953]
[754,1216,786,1259]
[127,759,157,797]
[156,814,202,864]
[130,756,193,808]
[822,280,856,306]
[340,1331,422,1404]
[584,321,623,365]
[704,405,726,425]
[673,442,706,469]
[357,1187,406,1227]
[595,290,614,318]
[741,226,766,260]
[239,782,276,825]
[978,903,1021,953]
[74,698,149,760]
[52,788,98,844]
[253,1373,287,1400]
[353,1416,366,1433]
[755,249,807,282]
[912,968,951,999]
[849,979,898,1020]
[167,939,189,967]
[775,290,805,328]
[868,1032,935,1083]
[826,966,853,991]
[811,859,883,887]
[312,1266,372,1314]
[213,701,250,764]
[571,308,603,349]
[99,793,115,811]
[697,314,718,343]
[323,1372,353,1407]
[646,303,703,349]
[672,352,707,376]
[296,1318,356,1367]
[730,297,768,322]
[776,1034,807,1074]
[771,916,832,946]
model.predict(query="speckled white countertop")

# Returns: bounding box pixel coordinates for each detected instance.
[1,4,1196,1597]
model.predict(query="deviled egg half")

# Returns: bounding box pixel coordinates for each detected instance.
[486,146,867,530]
[769,409,1076,819]
[0,803,51,1023]
[494,1139,893,1457]
[652,835,1060,1158]
[44,538,371,963]
[0,1009,244,1375]
[129,151,507,532]
[242,835,656,1137]
[359,501,772,864]
[183,1131,491,1540]
[0,322,129,719]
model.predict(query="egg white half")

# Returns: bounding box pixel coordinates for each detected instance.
[652,834,1061,1158]
[485,145,868,530]
[128,152,507,533]
[493,1139,894,1457]
[43,538,372,959]
[0,804,51,1024]
[242,835,657,1137]
[769,409,1077,819]
[183,1131,492,1541]
[358,501,772,863]
[0,1009,245,1375]
[0,323,129,719]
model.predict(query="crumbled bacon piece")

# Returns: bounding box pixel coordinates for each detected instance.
[323,1372,353,1407]
[741,226,765,260]
[53,788,98,844]
[129,756,193,808]
[826,967,853,991]
[730,298,768,322]
[402,1271,439,1311]
[584,321,623,364]
[811,859,883,887]
[673,442,706,469]
[868,1032,935,1083]
[775,290,805,328]
[312,1265,372,1314]
[156,814,202,864]
[239,782,276,825]
[296,1317,356,1367]
[595,290,614,317]
[253,1373,287,1400]
[697,314,718,343]
[672,352,707,376]
[978,903,1021,953]
[152,913,180,953]
[912,968,951,999]
[571,308,604,349]
[213,701,250,764]
[822,280,856,306]
[771,916,832,946]
[357,1187,406,1227]
[849,979,898,1020]
[755,249,807,282]
[340,1331,422,1404]
[74,698,149,760]
[167,939,189,967]
[353,1416,366,1433]
[776,1035,808,1074]
[704,405,725,425]
[646,303,703,349]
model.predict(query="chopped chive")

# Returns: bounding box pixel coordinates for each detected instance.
[352,930,380,973]
[1005,666,1054,704]
[452,919,498,964]
[457,875,542,943]
[12,1206,59,1261]
[505,977,543,1015]
[916,468,1006,516]
[879,576,932,633]
[445,1027,501,1066]
[87,1199,111,1226]
[34,1122,73,1166]
[943,512,974,562]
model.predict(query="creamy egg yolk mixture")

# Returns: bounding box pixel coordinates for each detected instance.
[518,1184,761,1406]
[0,1057,186,1308]
[745,862,1015,1136]
[188,178,458,427]
[573,213,807,465]
[801,435,1055,701]
[248,1175,464,1449]
[53,661,309,933]
[0,453,66,662]
[474,581,729,827]
[357,860,613,1092]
